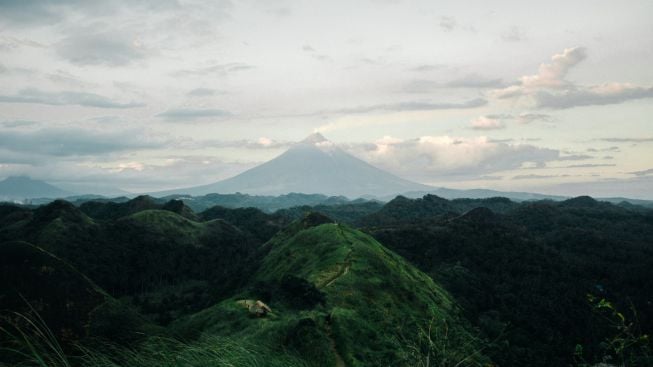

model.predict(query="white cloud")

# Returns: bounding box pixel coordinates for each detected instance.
[439,16,457,32]
[56,32,149,66]
[470,116,504,130]
[516,113,554,124]
[344,135,560,181]
[491,47,653,109]
[534,83,653,109]
[494,47,586,99]
[501,26,527,42]
[445,73,505,88]
[156,108,232,121]
[0,88,144,108]
[0,127,168,158]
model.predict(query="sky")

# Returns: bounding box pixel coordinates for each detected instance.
[0,0,652,198]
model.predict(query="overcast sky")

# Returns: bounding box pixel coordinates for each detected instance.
[1,0,652,198]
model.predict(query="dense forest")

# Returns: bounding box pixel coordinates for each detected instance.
[1,194,651,366]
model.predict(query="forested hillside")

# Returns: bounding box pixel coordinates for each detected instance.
[1,195,651,366]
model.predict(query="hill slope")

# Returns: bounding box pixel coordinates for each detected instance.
[366,195,653,366]
[174,215,489,366]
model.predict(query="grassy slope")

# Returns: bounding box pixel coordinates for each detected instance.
[173,222,489,367]
[0,241,160,352]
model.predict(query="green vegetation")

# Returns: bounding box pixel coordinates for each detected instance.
[574,295,651,366]
[2,193,652,366]
[173,218,489,366]
[365,195,653,366]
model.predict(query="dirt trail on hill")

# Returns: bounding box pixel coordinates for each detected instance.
[323,225,352,366]
[325,251,351,287]
[322,225,354,288]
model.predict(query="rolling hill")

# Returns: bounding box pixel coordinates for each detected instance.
[172,214,489,366]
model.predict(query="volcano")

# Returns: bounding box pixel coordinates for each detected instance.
[157,133,432,198]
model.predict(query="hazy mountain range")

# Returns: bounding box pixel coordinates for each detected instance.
[1,133,652,208]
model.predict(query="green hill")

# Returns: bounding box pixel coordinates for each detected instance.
[0,241,158,354]
[367,195,653,366]
[0,201,262,324]
[173,215,490,366]
[79,195,198,221]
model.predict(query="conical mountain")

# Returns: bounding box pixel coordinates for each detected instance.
[156,133,432,198]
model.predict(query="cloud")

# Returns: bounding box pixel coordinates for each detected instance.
[0,36,46,50]
[183,137,291,150]
[156,108,232,121]
[311,54,332,62]
[516,113,554,124]
[329,98,487,114]
[402,80,440,93]
[446,74,505,88]
[407,64,445,72]
[492,47,653,109]
[501,26,527,42]
[0,0,182,27]
[56,32,148,66]
[187,88,225,97]
[299,45,331,62]
[439,16,457,32]
[536,175,653,199]
[0,127,168,158]
[513,174,558,180]
[629,168,653,176]
[495,47,586,98]
[599,137,653,143]
[0,1,67,26]
[1,120,39,128]
[0,155,255,194]
[470,116,504,130]
[344,135,560,181]
[563,163,616,168]
[266,7,292,17]
[0,88,144,108]
[557,154,593,161]
[534,84,653,109]
[587,146,620,152]
[172,63,254,77]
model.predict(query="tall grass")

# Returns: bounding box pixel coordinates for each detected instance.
[1,310,308,367]
[76,336,309,367]
[400,316,493,367]
[1,302,71,367]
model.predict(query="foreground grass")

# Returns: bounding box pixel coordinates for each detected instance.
[1,308,308,367]
[76,336,310,367]
[3,331,309,367]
